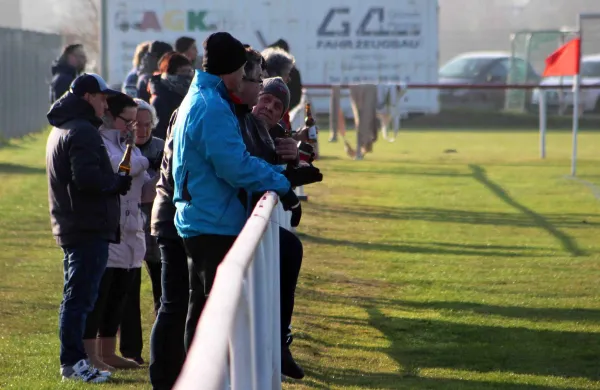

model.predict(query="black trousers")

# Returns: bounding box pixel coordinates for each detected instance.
[119,268,142,358]
[279,227,303,346]
[84,267,136,339]
[150,237,190,390]
[183,234,237,351]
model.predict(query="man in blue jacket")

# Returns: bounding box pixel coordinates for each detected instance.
[171,32,301,350]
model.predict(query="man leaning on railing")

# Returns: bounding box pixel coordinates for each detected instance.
[231,46,323,379]
[171,32,302,355]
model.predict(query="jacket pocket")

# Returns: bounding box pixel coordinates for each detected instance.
[121,200,140,234]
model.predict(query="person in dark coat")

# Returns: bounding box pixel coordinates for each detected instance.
[148,53,193,140]
[148,109,188,390]
[234,47,322,380]
[136,41,173,102]
[50,44,87,103]
[46,73,132,383]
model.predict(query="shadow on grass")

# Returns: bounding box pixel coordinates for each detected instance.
[298,233,544,258]
[302,364,571,389]
[307,203,598,231]
[364,306,600,382]
[396,300,600,324]
[469,165,584,256]
[296,288,600,386]
[0,163,45,175]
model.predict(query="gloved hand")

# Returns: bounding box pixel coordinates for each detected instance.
[284,165,323,187]
[280,188,302,227]
[297,141,315,164]
[115,175,133,196]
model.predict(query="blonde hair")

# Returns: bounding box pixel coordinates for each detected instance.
[133,98,158,129]
[133,41,152,68]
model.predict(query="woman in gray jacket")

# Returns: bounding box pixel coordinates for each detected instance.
[82,93,158,371]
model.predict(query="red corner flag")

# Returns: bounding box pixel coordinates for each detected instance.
[543,38,581,77]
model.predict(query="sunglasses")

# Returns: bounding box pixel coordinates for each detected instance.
[243,76,263,85]
[118,115,136,129]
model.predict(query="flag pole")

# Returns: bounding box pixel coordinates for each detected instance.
[570,14,582,177]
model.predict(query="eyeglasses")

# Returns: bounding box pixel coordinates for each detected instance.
[118,115,136,129]
[243,76,263,85]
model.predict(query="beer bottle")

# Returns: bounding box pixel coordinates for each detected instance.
[118,144,133,176]
[304,103,319,159]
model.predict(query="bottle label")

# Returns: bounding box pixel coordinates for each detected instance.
[308,125,318,140]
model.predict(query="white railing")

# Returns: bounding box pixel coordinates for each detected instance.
[174,192,289,390]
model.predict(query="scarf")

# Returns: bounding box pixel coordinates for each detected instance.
[161,74,193,97]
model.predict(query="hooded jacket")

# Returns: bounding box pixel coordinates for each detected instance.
[45,93,121,246]
[149,75,188,140]
[171,70,291,238]
[99,128,157,268]
[49,60,78,103]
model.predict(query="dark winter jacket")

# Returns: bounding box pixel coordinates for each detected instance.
[46,93,122,246]
[149,75,187,140]
[49,60,78,104]
[150,110,179,239]
[288,67,303,111]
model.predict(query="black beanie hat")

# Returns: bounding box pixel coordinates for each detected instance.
[260,77,290,117]
[202,32,246,76]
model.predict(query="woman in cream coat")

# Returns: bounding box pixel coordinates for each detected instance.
[82,93,158,371]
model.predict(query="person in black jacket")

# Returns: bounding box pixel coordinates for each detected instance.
[50,44,87,104]
[149,52,193,140]
[46,73,132,383]
[234,47,322,380]
[136,41,173,102]
[149,109,189,390]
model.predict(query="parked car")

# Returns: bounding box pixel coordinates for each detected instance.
[439,51,540,110]
[531,54,600,113]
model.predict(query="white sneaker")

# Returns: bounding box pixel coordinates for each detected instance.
[61,359,109,383]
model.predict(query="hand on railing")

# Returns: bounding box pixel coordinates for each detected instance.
[280,189,302,227]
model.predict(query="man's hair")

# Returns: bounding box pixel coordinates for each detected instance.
[107,93,138,118]
[158,52,192,75]
[175,36,196,53]
[133,41,151,68]
[244,46,264,76]
[261,47,295,78]
[59,44,83,62]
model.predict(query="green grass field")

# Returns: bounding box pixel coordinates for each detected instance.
[1,128,600,389]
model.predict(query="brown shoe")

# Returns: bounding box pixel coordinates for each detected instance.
[99,337,140,369]
[83,338,115,372]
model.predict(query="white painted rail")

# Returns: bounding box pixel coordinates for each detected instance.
[174,192,287,390]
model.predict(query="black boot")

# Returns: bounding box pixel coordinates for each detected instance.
[281,344,304,379]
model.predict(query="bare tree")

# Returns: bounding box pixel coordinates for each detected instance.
[53,0,100,71]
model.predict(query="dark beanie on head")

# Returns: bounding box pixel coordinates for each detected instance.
[202,32,246,75]
[149,41,173,58]
[260,77,290,116]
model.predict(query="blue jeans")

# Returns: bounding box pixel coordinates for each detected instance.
[59,238,109,367]
[149,237,189,390]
